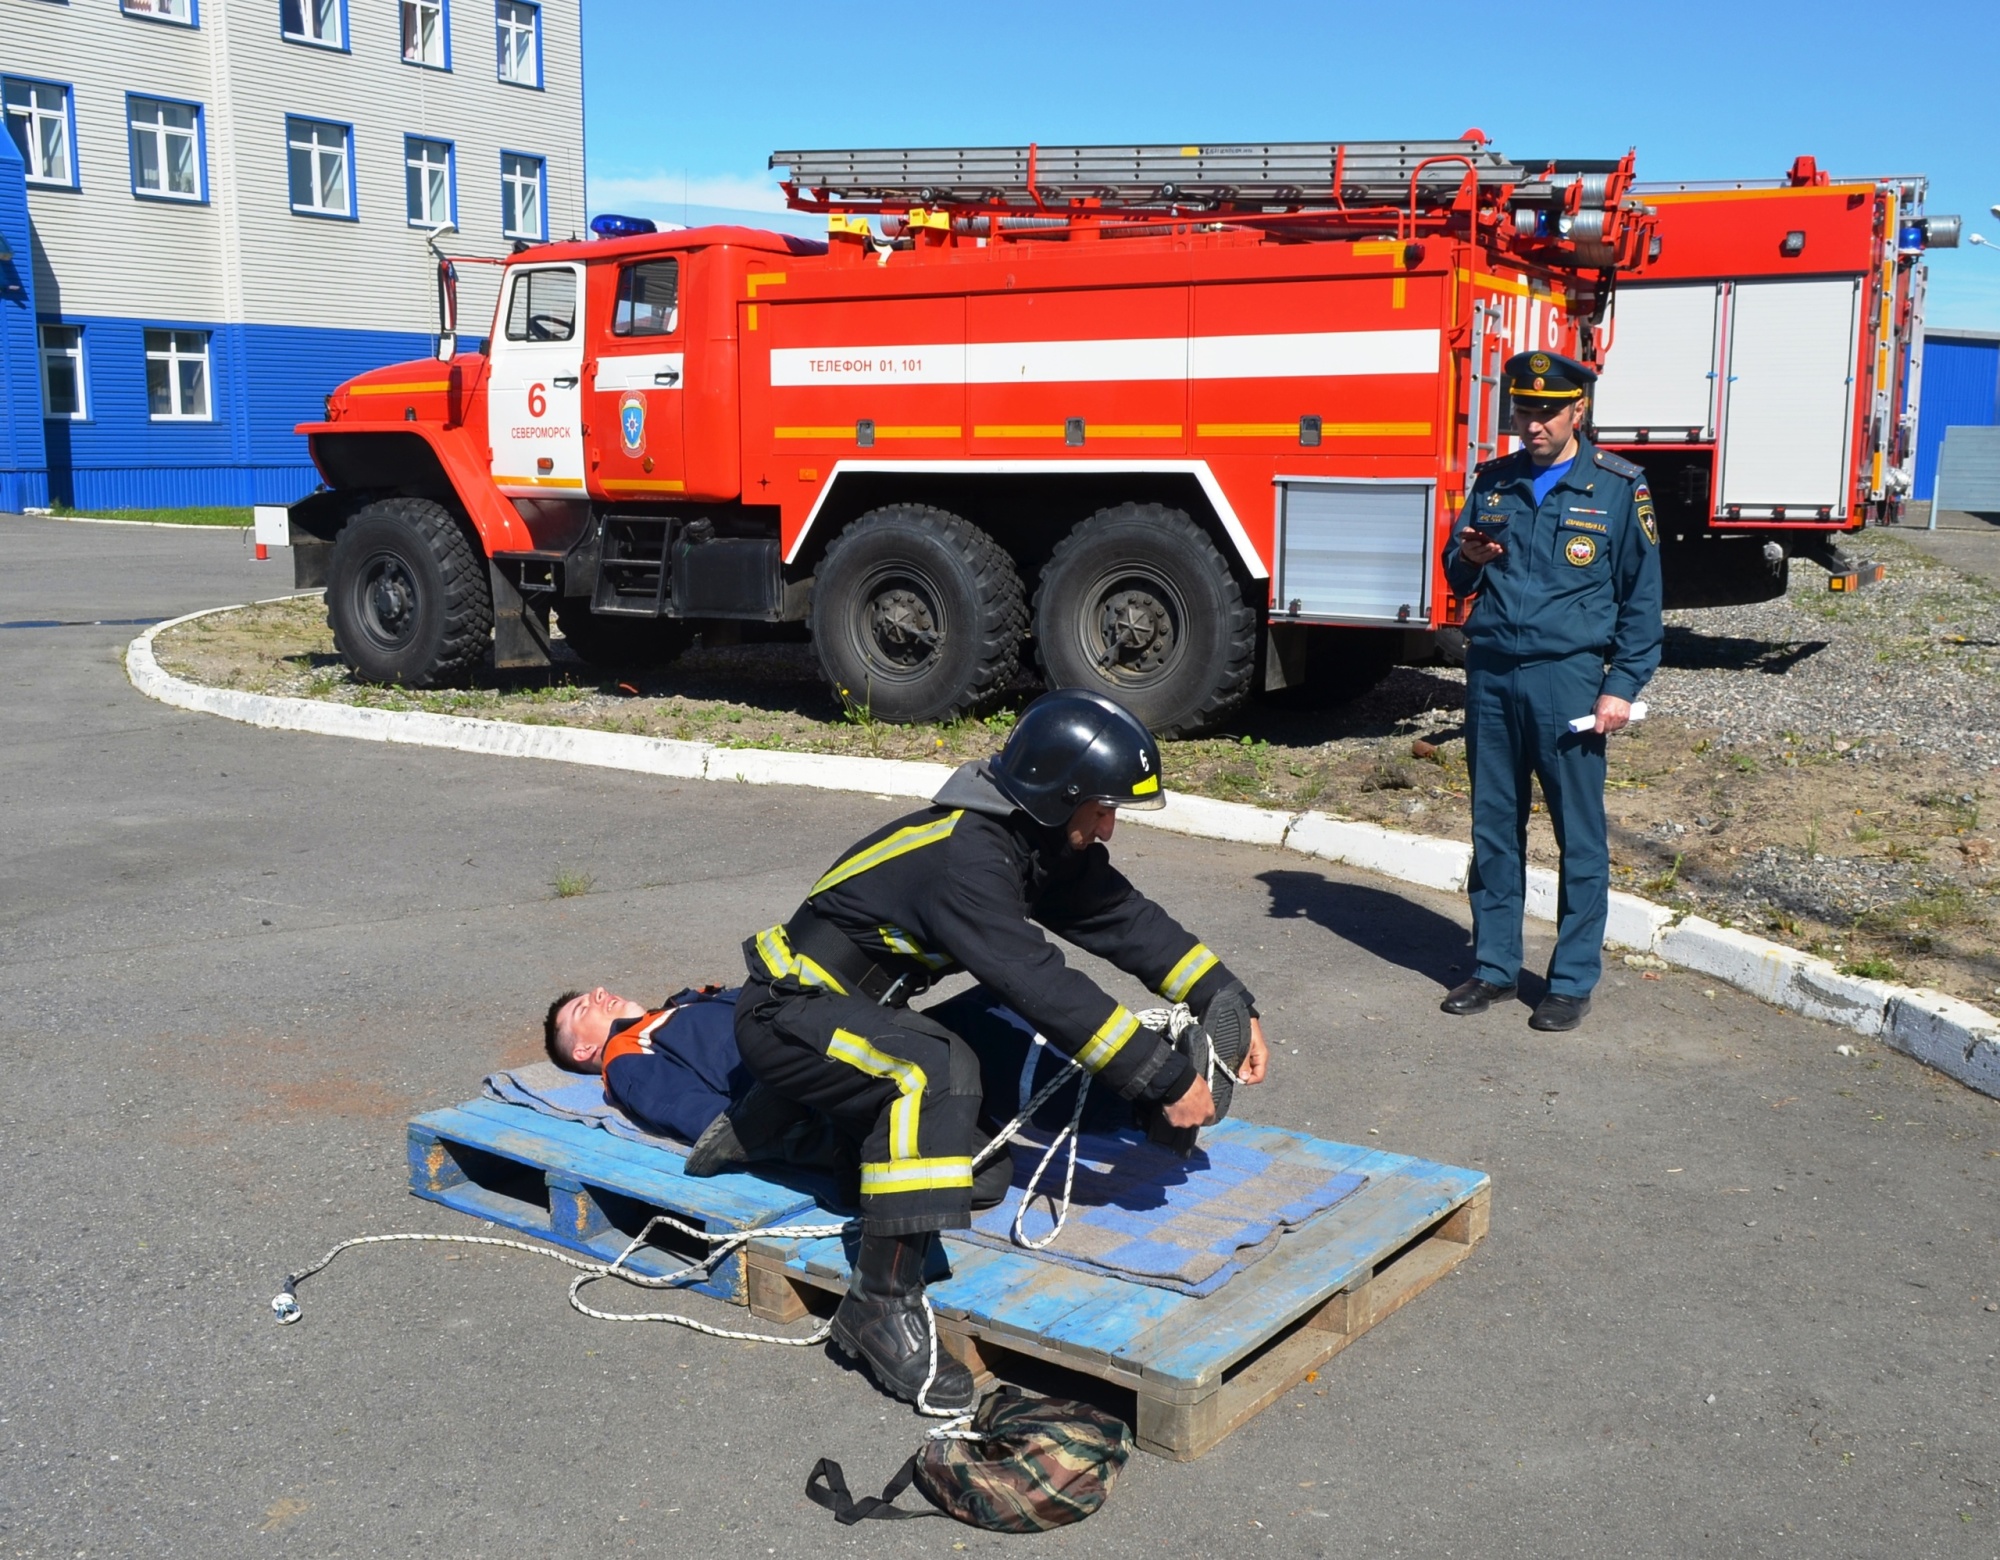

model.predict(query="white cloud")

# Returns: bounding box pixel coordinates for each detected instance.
[587,171,789,213]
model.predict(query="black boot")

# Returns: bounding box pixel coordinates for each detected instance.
[683,1083,809,1177]
[829,1233,975,1410]
[971,1149,1013,1212]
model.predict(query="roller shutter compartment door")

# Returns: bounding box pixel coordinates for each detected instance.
[1718,278,1862,511]
[1592,283,1722,437]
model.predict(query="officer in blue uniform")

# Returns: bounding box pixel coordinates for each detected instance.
[1439,350,1663,1031]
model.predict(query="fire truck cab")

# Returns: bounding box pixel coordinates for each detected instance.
[290,137,1654,734]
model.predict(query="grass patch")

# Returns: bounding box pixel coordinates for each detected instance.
[53,504,254,527]
[550,868,595,899]
[1840,955,1903,981]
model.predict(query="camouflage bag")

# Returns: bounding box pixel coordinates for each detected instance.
[806,1388,1133,1532]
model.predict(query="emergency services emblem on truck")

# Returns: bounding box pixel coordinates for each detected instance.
[618,392,646,457]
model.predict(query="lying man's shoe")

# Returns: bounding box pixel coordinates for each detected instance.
[682,1082,807,1177]
[1528,993,1592,1032]
[971,1148,1014,1212]
[1439,978,1516,1016]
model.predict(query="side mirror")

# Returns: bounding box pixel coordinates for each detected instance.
[435,256,459,361]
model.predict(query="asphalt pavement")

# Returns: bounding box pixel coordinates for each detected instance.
[1,513,1995,1559]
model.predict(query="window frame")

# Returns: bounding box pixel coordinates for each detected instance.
[404,133,456,229]
[143,328,213,422]
[400,0,452,71]
[119,0,198,28]
[612,259,680,338]
[284,113,357,222]
[495,0,542,90]
[499,149,546,242]
[39,323,88,421]
[279,0,349,52]
[127,93,207,205]
[2,76,80,190]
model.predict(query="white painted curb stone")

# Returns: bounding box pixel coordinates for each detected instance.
[127,605,2000,1101]
[1883,989,2000,1094]
[1282,811,1470,892]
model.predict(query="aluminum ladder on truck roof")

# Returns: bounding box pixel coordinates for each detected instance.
[769,140,1527,213]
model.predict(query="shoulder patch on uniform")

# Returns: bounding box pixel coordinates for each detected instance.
[1592,449,1643,479]
[1637,483,1659,546]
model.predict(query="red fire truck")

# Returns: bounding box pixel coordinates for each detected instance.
[1592,156,1958,606]
[289,136,1655,734]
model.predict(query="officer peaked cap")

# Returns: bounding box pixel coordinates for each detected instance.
[1505,350,1595,402]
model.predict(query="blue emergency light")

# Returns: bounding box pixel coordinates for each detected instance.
[590,213,658,238]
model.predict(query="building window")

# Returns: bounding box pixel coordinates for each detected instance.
[145,329,211,420]
[286,115,352,218]
[613,260,678,337]
[40,325,86,419]
[496,1,539,86]
[405,135,453,226]
[2,78,75,187]
[500,151,543,240]
[121,0,196,24]
[401,0,448,67]
[129,96,203,201]
[281,0,343,48]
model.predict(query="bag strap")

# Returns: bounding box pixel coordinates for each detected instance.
[805,1456,935,1525]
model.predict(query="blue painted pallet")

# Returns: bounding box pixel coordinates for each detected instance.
[407,1097,826,1305]
[745,1119,1491,1460]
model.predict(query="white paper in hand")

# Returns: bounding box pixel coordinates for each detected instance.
[1569,700,1648,734]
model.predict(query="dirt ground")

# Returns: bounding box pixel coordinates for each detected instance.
[155,537,2000,1006]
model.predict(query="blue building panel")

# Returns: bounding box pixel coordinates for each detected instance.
[42,315,430,508]
[1915,332,2000,501]
[0,132,50,512]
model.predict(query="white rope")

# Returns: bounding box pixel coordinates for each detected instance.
[269,1005,1237,1429]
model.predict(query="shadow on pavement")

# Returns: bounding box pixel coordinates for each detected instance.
[1258,869,1472,990]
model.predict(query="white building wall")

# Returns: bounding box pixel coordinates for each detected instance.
[2,0,585,337]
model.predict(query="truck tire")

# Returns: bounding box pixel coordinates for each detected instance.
[555,607,693,671]
[810,505,1026,723]
[1033,503,1255,737]
[326,496,493,687]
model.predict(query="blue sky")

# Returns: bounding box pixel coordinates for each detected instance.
[580,0,2000,329]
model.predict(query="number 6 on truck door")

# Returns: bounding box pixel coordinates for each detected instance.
[488,263,587,496]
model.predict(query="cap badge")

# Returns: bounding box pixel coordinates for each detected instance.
[1529,352,1551,374]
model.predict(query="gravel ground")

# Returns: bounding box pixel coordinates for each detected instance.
[154,527,2000,1003]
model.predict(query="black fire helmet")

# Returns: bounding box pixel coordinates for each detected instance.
[989,689,1166,829]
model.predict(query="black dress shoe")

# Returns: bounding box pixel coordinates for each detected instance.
[1528,993,1592,1032]
[1439,978,1516,1016]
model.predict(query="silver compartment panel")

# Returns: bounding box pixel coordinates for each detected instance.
[1275,479,1435,625]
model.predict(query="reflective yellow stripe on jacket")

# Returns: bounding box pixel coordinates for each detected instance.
[810,811,963,898]
[1158,943,1219,1003]
[1075,1005,1139,1073]
[751,923,848,994]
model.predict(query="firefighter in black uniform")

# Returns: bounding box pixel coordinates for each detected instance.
[695,689,1271,1409]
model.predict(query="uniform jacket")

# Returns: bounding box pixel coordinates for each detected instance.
[600,987,751,1143]
[756,764,1246,1105]
[1443,436,1665,702]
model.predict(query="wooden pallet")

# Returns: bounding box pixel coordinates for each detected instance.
[745,1129,1489,1460]
[407,1098,828,1304]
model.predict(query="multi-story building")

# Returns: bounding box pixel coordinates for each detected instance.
[0,0,583,511]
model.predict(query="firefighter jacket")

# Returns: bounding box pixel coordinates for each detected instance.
[1443,436,1665,703]
[749,762,1249,1106]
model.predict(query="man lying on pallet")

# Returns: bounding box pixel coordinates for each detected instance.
[692,688,1272,1412]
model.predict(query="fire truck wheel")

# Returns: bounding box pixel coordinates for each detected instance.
[326,496,493,687]
[555,607,694,671]
[1034,504,1255,737]
[810,505,1026,723]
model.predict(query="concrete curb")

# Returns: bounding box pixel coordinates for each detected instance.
[127,606,2000,1102]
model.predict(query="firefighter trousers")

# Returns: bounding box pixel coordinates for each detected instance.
[734,975,984,1237]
